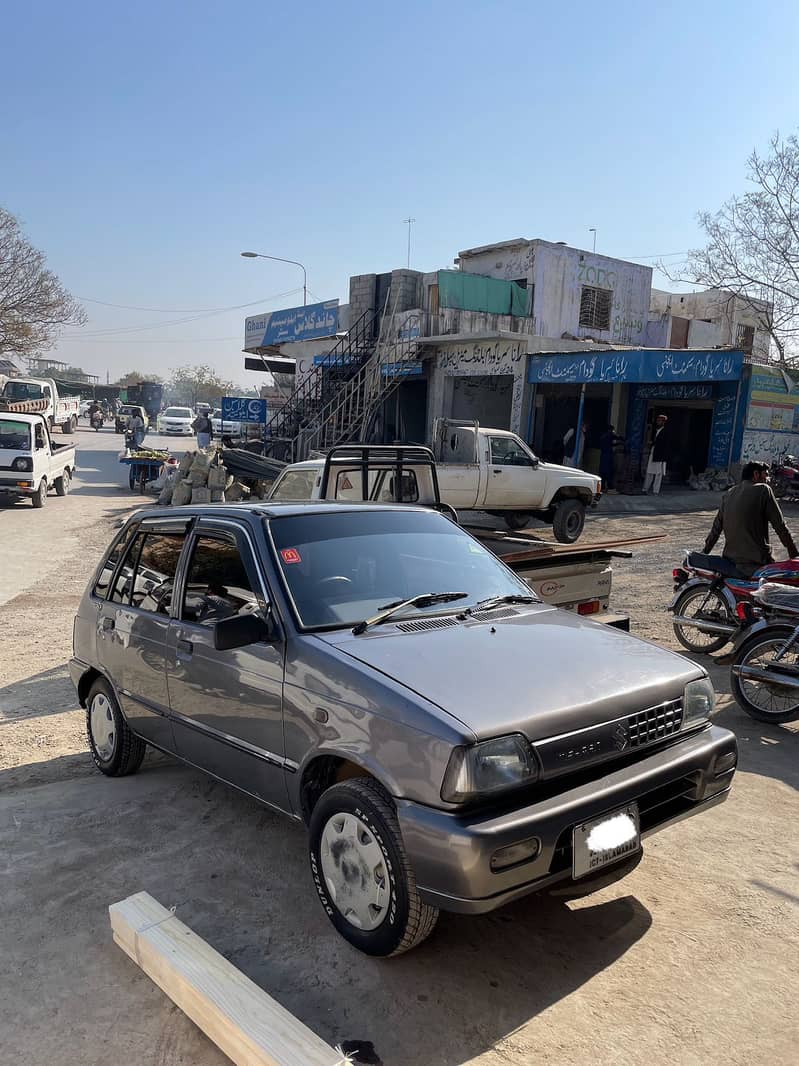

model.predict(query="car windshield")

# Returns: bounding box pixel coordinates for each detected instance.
[268,509,534,629]
[3,381,43,400]
[0,418,32,450]
[164,407,191,417]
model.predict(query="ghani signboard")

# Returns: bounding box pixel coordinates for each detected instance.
[245,300,339,349]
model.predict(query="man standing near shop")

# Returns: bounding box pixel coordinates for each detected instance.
[703,461,798,577]
[192,409,213,450]
[644,413,669,494]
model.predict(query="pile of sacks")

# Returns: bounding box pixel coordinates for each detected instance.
[159,451,234,505]
[688,467,736,492]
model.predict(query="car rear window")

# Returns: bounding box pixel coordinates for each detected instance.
[269,469,318,501]
[267,509,529,629]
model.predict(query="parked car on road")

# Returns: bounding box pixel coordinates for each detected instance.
[211,408,241,436]
[0,412,76,507]
[71,502,737,956]
[158,406,194,435]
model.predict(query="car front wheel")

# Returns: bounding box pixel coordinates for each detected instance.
[86,678,146,776]
[309,777,439,956]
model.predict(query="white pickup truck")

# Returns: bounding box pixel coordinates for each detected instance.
[0,412,76,507]
[433,419,601,542]
[0,377,81,434]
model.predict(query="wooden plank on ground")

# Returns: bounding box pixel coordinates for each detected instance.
[109,892,347,1066]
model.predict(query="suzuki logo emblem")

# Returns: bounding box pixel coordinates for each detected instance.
[612,724,629,752]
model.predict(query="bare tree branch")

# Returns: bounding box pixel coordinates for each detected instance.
[662,133,799,365]
[0,206,86,358]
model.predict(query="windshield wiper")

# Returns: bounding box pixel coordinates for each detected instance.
[352,592,468,635]
[467,594,538,614]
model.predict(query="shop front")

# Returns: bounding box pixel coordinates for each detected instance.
[527,349,746,485]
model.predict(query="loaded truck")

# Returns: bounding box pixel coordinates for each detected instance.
[266,444,662,628]
[0,377,80,434]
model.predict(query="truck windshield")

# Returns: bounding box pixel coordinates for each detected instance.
[268,509,533,630]
[3,381,43,400]
[0,419,32,450]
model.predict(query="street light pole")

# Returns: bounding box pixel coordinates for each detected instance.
[589,228,597,254]
[241,251,308,305]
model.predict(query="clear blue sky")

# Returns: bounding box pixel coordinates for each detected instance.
[4,0,798,384]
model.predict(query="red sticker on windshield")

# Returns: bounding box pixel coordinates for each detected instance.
[281,548,302,564]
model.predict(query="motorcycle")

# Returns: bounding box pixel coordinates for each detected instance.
[670,551,799,654]
[770,454,799,500]
[730,582,799,722]
[91,410,104,432]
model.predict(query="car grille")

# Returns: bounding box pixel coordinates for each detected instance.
[627,698,683,748]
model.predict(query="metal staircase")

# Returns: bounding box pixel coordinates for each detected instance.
[261,309,378,459]
[300,310,423,457]
[263,292,426,462]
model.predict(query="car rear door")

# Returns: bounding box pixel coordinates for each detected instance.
[165,518,290,812]
[95,517,191,751]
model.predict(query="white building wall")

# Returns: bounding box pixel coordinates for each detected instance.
[650,288,772,360]
[456,239,652,346]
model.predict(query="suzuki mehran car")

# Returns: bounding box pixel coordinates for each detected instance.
[70,502,737,956]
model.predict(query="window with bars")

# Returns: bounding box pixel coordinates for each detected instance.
[736,323,755,353]
[579,286,612,331]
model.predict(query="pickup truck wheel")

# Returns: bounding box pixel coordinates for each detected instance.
[505,511,531,531]
[552,499,586,543]
[54,470,71,496]
[31,479,47,508]
[309,777,439,957]
[86,679,146,776]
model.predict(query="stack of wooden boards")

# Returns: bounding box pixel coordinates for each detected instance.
[110,892,348,1066]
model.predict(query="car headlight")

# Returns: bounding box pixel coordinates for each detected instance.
[683,677,715,729]
[441,734,539,803]
[12,456,33,472]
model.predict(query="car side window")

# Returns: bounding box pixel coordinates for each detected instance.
[109,530,186,611]
[181,535,260,626]
[490,436,531,467]
[94,526,137,599]
[35,424,46,450]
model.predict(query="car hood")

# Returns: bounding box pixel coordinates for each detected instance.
[319,605,703,741]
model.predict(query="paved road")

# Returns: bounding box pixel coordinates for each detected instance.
[0,421,183,605]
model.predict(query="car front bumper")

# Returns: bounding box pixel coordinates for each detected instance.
[0,476,34,497]
[397,724,736,914]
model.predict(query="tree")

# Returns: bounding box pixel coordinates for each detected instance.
[0,207,85,357]
[114,370,163,387]
[676,134,799,364]
[167,365,237,407]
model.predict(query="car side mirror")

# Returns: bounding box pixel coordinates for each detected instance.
[530,456,539,469]
[213,610,274,651]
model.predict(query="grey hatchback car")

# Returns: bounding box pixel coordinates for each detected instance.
[71,503,738,956]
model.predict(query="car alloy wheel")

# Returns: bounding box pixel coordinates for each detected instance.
[319,812,389,931]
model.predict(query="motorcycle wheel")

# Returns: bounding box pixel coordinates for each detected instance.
[672,585,734,654]
[772,475,787,499]
[731,625,799,722]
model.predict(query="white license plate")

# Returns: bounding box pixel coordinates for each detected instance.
[572,804,640,879]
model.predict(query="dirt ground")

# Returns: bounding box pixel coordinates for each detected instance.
[1,435,798,1066]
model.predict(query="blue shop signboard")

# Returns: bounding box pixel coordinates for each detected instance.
[528,349,744,384]
[245,300,339,348]
[221,397,267,423]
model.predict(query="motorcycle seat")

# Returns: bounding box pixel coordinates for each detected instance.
[686,552,743,578]
[753,582,799,609]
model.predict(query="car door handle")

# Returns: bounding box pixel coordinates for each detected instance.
[101,616,115,631]
[177,638,193,655]
[493,468,503,474]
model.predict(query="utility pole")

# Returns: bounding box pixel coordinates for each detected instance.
[403,217,415,268]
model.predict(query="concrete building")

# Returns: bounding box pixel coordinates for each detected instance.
[647,288,772,363]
